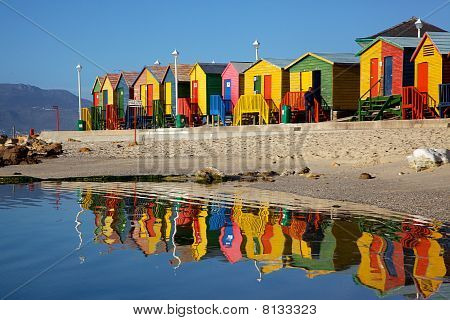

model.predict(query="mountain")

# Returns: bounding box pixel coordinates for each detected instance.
[0,83,91,133]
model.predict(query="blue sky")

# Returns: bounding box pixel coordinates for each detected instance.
[0,0,449,99]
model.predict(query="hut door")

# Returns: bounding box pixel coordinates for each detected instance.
[264,75,272,100]
[417,62,428,93]
[370,58,379,97]
[312,70,321,98]
[383,56,393,96]
[165,82,172,115]
[94,93,99,107]
[192,80,198,103]
[147,84,153,116]
[103,90,108,105]
[224,79,231,100]
[253,76,261,94]
[118,88,124,118]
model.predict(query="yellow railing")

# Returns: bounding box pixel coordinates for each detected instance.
[233,94,270,125]
[81,107,92,130]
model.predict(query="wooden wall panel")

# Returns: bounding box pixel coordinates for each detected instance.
[414,37,442,103]
[333,64,360,110]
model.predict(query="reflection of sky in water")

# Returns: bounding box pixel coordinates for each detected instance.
[0,182,448,300]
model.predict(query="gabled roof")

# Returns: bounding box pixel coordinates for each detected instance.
[411,32,450,61]
[193,62,228,75]
[356,17,446,43]
[148,65,169,83]
[120,71,139,87]
[91,75,105,94]
[230,61,254,73]
[286,52,359,69]
[355,37,421,56]
[243,58,294,72]
[165,64,193,82]
[102,73,120,91]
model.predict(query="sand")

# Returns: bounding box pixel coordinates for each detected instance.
[0,126,449,220]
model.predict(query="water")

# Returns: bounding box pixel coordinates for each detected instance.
[0,182,448,300]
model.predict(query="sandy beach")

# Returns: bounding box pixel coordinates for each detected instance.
[1,125,449,220]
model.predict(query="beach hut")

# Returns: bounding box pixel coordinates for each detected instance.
[162,64,192,118]
[116,71,139,119]
[189,62,227,121]
[208,61,253,125]
[284,53,359,121]
[91,76,105,107]
[132,65,169,120]
[355,37,420,120]
[355,16,446,48]
[233,58,293,125]
[100,73,120,129]
[410,32,450,118]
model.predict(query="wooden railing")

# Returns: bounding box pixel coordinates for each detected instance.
[401,86,437,119]
[105,104,119,130]
[233,94,270,126]
[177,98,202,127]
[280,91,305,111]
[81,107,92,130]
[358,78,382,121]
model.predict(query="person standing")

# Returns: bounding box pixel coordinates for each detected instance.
[304,87,315,123]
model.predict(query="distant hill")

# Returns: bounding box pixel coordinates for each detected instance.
[0,83,91,133]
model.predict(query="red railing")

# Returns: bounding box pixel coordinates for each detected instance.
[177,98,201,127]
[402,87,426,119]
[280,92,305,111]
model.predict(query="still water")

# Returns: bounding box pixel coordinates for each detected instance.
[0,182,448,300]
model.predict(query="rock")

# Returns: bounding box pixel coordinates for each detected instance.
[280,169,296,176]
[2,146,29,165]
[239,175,258,182]
[297,167,310,174]
[407,148,449,172]
[398,172,405,176]
[5,138,18,146]
[261,176,275,182]
[45,143,63,156]
[260,170,279,177]
[241,171,260,177]
[0,134,7,145]
[67,138,80,142]
[194,167,225,184]
[359,173,374,180]
[79,147,91,153]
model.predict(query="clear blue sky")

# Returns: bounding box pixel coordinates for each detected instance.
[1,0,449,99]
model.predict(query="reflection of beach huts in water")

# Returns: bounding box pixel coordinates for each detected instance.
[285,53,359,122]
[234,58,292,125]
[410,32,450,118]
[162,64,192,117]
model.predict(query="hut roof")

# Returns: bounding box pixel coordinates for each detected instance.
[229,61,253,74]
[287,53,359,68]
[356,17,446,44]
[355,37,421,56]
[105,73,120,90]
[411,32,450,61]
[196,63,228,74]
[148,65,170,83]
[121,71,139,87]
[167,64,193,82]
[264,58,295,68]
[91,75,106,94]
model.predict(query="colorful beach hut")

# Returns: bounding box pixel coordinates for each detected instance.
[285,53,360,121]
[132,65,169,118]
[162,64,192,117]
[189,62,227,120]
[100,73,121,129]
[208,62,253,125]
[234,58,293,125]
[91,75,105,107]
[355,37,420,120]
[410,32,450,118]
[116,71,139,118]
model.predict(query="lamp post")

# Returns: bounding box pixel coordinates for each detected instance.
[415,18,423,38]
[76,64,82,121]
[252,39,260,61]
[172,49,179,117]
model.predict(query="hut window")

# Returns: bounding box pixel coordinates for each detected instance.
[423,45,434,56]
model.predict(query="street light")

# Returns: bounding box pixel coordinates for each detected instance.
[252,39,260,61]
[171,49,179,117]
[76,64,82,121]
[415,18,423,38]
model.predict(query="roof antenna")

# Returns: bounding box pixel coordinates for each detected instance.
[154,59,161,65]
[415,18,423,38]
